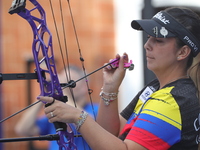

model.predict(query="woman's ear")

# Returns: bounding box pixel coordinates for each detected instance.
[177,45,191,60]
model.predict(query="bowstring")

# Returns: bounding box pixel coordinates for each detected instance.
[49,0,77,108]
[66,0,97,121]
[58,0,78,107]
[50,0,96,149]
[65,1,97,149]
[49,0,96,119]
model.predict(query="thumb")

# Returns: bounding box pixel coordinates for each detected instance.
[37,96,54,104]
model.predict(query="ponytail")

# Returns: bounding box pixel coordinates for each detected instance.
[188,53,200,100]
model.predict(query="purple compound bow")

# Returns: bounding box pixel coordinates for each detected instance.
[9,0,77,149]
[0,1,134,149]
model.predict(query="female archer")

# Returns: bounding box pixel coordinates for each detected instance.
[39,7,200,149]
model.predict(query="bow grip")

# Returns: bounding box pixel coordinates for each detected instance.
[45,100,67,132]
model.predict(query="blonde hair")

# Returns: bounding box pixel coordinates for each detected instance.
[188,53,200,100]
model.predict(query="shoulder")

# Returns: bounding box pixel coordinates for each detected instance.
[172,78,197,94]
[152,78,199,114]
[165,78,198,103]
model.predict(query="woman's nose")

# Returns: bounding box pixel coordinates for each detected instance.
[144,39,151,51]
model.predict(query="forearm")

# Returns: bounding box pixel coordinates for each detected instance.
[97,98,120,136]
[80,116,127,150]
[15,101,43,136]
[96,53,127,135]
[39,94,147,150]
[97,85,121,136]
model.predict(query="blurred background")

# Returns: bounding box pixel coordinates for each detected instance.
[0,0,200,150]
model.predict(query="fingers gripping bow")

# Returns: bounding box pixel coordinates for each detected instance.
[9,0,77,149]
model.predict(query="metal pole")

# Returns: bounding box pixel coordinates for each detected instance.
[0,0,3,149]
[142,0,156,85]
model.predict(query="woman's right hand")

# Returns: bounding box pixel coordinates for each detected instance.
[102,53,128,93]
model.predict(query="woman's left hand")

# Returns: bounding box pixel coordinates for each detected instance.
[38,96,81,124]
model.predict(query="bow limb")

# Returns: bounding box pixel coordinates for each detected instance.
[9,0,77,149]
[9,0,63,100]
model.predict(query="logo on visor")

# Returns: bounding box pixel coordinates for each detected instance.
[153,12,170,25]
[153,26,158,37]
[184,36,198,52]
[160,27,168,38]
[152,26,168,38]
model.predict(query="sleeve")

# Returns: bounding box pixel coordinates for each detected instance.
[120,79,159,120]
[119,88,147,141]
[83,103,99,119]
[120,93,140,120]
[126,86,182,150]
[36,115,52,135]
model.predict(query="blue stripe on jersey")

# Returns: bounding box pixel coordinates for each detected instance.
[133,113,181,146]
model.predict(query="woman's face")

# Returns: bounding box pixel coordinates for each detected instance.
[144,36,180,73]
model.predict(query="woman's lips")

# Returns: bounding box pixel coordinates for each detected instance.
[146,55,154,59]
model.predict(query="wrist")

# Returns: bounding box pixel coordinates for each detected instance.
[75,110,88,131]
[99,88,119,105]
[102,84,119,93]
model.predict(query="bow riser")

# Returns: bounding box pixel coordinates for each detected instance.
[9,0,76,149]
[12,0,64,100]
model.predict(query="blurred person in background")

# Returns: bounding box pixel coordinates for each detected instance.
[15,65,98,150]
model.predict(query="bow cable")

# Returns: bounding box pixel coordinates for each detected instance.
[48,1,97,148]
[48,0,97,119]
[67,0,97,120]
[48,0,78,108]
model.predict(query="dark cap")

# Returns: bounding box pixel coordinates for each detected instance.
[131,11,200,57]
